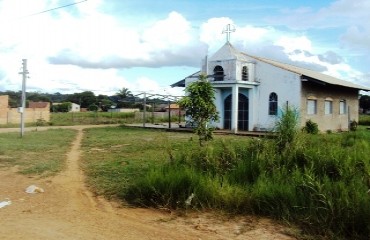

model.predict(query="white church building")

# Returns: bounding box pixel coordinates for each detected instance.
[173,40,370,133]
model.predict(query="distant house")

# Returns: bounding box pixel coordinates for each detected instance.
[154,104,168,112]
[172,42,370,132]
[70,103,80,112]
[108,108,140,113]
[52,102,80,112]
[165,104,181,112]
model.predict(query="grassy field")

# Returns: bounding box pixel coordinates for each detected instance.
[81,126,370,240]
[50,112,136,125]
[1,116,370,239]
[359,114,370,125]
[80,126,193,196]
[0,112,366,128]
[49,112,180,126]
[0,129,76,176]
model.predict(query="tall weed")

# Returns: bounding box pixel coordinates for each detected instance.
[116,126,370,239]
[274,107,300,153]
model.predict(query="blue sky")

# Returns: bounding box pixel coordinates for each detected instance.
[0,0,369,96]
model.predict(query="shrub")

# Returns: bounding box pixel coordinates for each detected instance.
[350,120,358,131]
[124,164,250,212]
[303,119,319,134]
[111,127,370,239]
[88,104,98,111]
[274,107,300,153]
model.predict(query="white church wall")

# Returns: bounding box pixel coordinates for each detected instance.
[208,59,237,81]
[213,88,223,128]
[185,76,198,85]
[236,61,256,82]
[253,60,301,130]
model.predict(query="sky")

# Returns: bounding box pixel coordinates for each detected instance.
[0,0,369,97]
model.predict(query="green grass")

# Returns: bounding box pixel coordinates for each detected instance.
[81,126,370,239]
[50,112,136,126]
[359,114,370,126]
[0,129,76,176]
[80,126,193,197]
[49,111,181,126]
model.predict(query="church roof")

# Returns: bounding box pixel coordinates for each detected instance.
[245,53,370,91]
[172,43,369,91]
[209,42,370,91]
[209,42,248,62]
[170,71,201,87]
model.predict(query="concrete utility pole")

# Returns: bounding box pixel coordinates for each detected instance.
[143,92,146,127]
[19,59,29,137]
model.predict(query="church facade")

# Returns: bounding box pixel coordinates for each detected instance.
[173,42,370,133]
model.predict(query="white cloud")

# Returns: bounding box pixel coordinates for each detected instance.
[200,17,233,52]
[129,77,184,97]
[0,1,201,95]
[234,26,270,43]
[0,0,368,96]
[142,11,192,49]
[341,26,370,52]
[275,36,313,53]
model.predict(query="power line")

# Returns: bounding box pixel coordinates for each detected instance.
[21,0,88,18]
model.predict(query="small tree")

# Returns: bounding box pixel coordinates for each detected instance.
[275,106,300,153]
[178,73,219,146]
[88,104,98,112]
[53,102,72,112]
[116,88,133,99]
[303,119,319,134]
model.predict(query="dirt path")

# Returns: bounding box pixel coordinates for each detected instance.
[0,126,297,240]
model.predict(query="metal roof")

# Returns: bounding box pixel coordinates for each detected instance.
[170,71,201,87]
[244,53,370,91]
[172,42,370,91]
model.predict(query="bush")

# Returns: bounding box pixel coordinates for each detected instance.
[52,102,71,112]
[350,120,358,131]
[303,119,319,134]
[274,107,300,153]
[117,128,370,239]
[124,164,250,212]
[88,104,98,111]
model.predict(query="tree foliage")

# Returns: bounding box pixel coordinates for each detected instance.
[27,92,51,102]
[97,94,114,111]
[360,95,370,113]
[52,102,72,112]
[116,88,133,99]
[275,106,300,153]
[178,73,219,146]
[66,91,97,108]
[88,104,99,112]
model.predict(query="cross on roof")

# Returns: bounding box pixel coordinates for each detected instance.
[222,24,236,42]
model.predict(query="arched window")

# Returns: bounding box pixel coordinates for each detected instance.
[269,92,278,115]
[242,66,249,81]
[213,65,224,81]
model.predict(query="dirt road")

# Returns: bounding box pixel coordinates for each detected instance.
[0,126,297,239]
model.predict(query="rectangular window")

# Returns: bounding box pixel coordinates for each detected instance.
[269,102,278,115]
[324,100,333,115]
[307,99,317,115]
[339,100,346,114]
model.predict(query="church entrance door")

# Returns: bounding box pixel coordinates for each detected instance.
[223,93,249,131]
[238,94,249,131]
[224,95,232,129]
